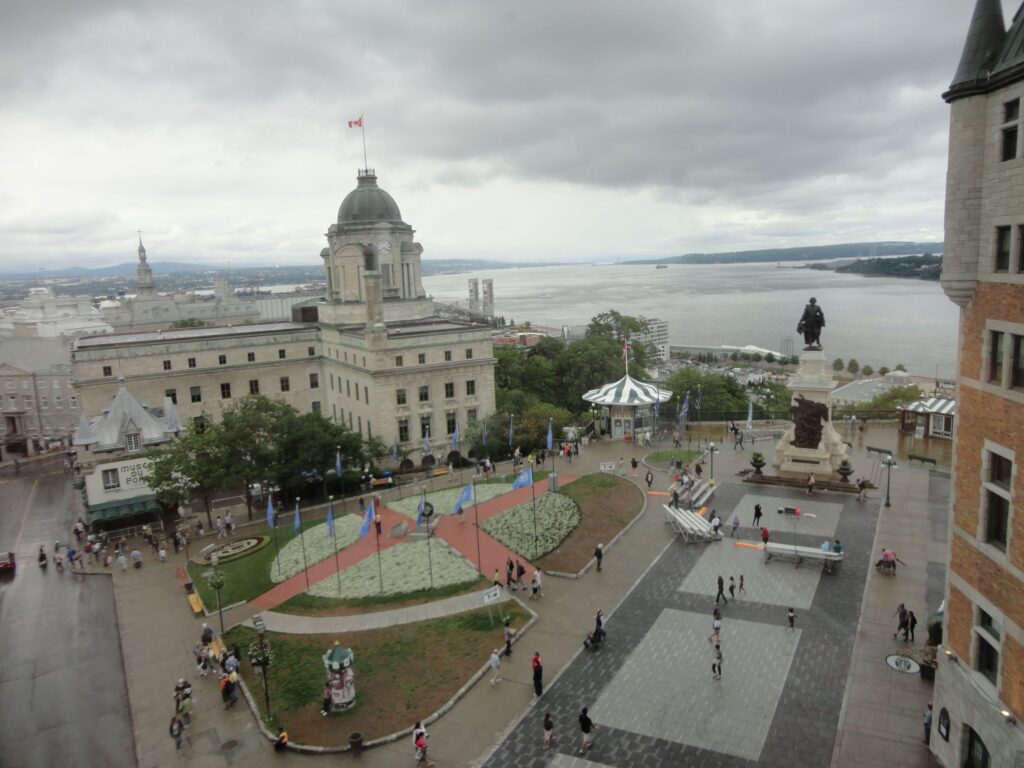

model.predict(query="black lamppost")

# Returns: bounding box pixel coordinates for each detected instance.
[252,613,271,718]
[708,442,718,482]
[209,552,225,635]
[882,454,897,508]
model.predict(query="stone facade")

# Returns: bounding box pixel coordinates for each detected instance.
[932,3,1024,764]
[0,337,76,452]
[71,170,496,455]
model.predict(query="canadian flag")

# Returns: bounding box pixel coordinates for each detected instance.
[347,117,363,128]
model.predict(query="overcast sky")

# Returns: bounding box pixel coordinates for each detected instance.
[0,0,1011,269]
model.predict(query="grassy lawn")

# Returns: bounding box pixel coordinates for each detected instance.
[536,474,643,574]
[274,578,486,617]
[223,605,531,745]
[187,519,324,608]
[645,449,702,465]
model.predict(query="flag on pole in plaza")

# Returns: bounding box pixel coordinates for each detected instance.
[678,393,689,423]
[508,415,514,446]
[391,443,399,462]
[347,116,363,128]
[452,483,473,515]
[266,495,274,529]
[482,423,488,448]
[294,500,301,533]
[335,449,342,479]
[359,499,375,538]
[655,398,660,419]
[746,399,753,430]
[422,432,430,455]
[416,495,426,527]
[695,387,702,413]
[326,501,335,539]
[546,420,553,451]
[512,466,533,489]
[450,423,459,451]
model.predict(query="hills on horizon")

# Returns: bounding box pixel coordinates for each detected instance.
[0,241,945,279]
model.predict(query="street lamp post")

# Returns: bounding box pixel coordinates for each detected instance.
[252,613,271,719]
[882,454,897,508]
[209,552,225,635]
[708,442,718,482]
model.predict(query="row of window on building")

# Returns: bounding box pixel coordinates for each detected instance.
[5,378,66,390]
[396,381,476,404]
[396,409,478,444]
[0,412,75,433]
[100,346,318,378]
[986,330,1024,388]
[164,373,319,404]
[395,349,474,367]
[4,394,77,410]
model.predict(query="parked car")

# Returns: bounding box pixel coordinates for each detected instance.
[0,551,15,574]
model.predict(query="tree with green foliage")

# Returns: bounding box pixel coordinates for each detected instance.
[553,335,626,410]
[171,318,208,328]
[146,421,232,528]
[585,310,654,374]
[789,355,800,365]
[878,366,890,376]
[664,368,751,416]
[846,358,860,375]
[765,352,775,364]
[832,358,844,372]
[861,365,874,377]
[837,385,922,416]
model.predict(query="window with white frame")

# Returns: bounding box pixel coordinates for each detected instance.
[102,468,120,490]
[974,606,1002,686]
[982,447,1013,552]
[126,433,141,452]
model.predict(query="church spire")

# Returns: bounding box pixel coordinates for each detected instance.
[949,0,1006,93]
[136,232,155,296]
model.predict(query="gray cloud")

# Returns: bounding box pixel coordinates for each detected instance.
[0,0,1002,267]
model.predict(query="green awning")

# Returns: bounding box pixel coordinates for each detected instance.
[86,495,162,523]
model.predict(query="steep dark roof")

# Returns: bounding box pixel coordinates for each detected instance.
[945,0,1024,101]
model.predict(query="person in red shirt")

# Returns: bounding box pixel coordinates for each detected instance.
[531,652,544,697]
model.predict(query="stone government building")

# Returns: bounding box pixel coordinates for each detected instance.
[71,169,497,455]
[934,1,1024,766]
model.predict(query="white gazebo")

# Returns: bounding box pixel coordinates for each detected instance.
[583,373,672,441]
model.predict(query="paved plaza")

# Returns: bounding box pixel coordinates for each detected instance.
[481,482,878,767]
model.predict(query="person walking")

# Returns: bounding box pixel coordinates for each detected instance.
[707,612,722,643]
[630,457,638,477]
[753,503,763,527]
[503,619,514,657]
[414,732,434,767]
[273,727,289,752]
[760,527,770,545]
[506,557,515,591]
[644,470,654,489]
[728,576,736,600]
[321,682,332,715]
[169,715,184,752]
[594,543,604,571]
[906,610,918,642]
[531,569,543,599]
[516,559,527,590]
[893,603,908,639]
[578,707,595,755]
[670,488,680,510]
[787,607,796,630]
[176,692,193,727]
[807,473,816,495]
[216,516,225,539]
[489,649,502,685]
[711,643,723,680]
[532,651,544,697]
[694,462,703,481]
[730,515,740,537]
[923,702,933,745]
[739,574,746,594]
[711,512,722,538]
[715,575,728,605]
[543,712,555,750]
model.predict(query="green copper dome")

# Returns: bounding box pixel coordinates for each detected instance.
[337,170,404,227]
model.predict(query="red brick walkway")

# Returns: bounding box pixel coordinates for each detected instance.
[248,475,578,611]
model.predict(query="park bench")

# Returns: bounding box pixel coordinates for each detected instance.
[177,565,205,615]
[663,504,717,544]
[763,542,844,573]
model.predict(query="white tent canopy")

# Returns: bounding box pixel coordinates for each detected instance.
[582,373,672,406]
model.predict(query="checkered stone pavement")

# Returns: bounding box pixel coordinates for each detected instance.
[732,493,844,539]
[480,482,876,768]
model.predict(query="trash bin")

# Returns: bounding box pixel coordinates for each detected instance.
[349,732,364,753]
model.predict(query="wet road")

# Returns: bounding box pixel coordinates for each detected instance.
[0,472,136,768]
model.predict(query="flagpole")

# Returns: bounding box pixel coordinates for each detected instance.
[473,478,482,576]
[296,498,310,592]
[268,484,282,581]
[530,472,538,560]
[329,496,341,596]
[361,115,368,169]
[424,489,434,589]
[375,522,384,594]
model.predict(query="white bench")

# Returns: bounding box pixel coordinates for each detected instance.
[663,504,717,544]
[691,480,715,508]
[763,542,844,573]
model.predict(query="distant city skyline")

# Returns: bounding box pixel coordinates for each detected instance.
[1,1,1012,268]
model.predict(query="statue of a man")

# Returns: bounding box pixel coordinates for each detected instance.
[797,297,825,349]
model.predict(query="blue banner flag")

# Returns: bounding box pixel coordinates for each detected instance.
[546,420,553,451]
[391,443,399,462]
[416,495,426,527]
[293,501,301,533]
[452,483,473,515]
[508,415,514,446]
[359,499,375,538]
[326,501,335,539]
[266,495,275,529]
[482,423,488,447]
[655,398,660,419]
[679,394,690,419]
[695,388,702,412]
[335,449,342,479]
[450,423,459,451]
[512,466,533,489]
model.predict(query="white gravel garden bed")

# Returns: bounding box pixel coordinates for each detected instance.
[388,483,514,520]
[307,539,480,599]
[481,493,581,560]
[269,516,362,583]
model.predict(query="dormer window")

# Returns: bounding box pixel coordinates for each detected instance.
[126,433,141,453]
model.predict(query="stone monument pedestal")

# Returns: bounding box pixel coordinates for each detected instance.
[772,349,849,479]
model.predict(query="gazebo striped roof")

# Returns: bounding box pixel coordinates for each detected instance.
[583,374,673,406]
[902,397,957,416]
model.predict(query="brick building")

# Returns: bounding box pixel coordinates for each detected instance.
[933,1,1024,764]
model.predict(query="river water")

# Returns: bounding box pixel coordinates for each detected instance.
[423,262,960,378]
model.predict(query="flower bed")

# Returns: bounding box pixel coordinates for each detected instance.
[307,539,480,599]
[387,483,513,520]
[269,516,362,584]
[481,492,581,560]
